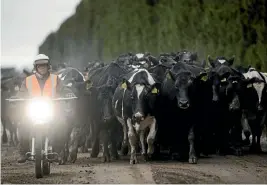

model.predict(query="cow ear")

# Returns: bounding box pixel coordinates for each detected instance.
[197,72,208,82]
[201,60,206,68]
[208,55,215,68]
[85,80,93,90]
[228,55,235,66]
[166,70,176,81]
[150,83,161,94]
[121,79,131,90]
[192,52,198,60]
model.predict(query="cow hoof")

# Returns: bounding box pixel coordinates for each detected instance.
[58,158,65,165]
[234,148,243,156]
[102,155,111,163]
[217,149,227,156]
[130,156,138,165]
[90,152,98,158]
[130,159,138,165]
[111,155,119,160]
[111,152,119,160]
[188,157,197,164]
[142,154,148,161]
[121,146,128,156]
[242,139,250,146]
[69,152,77,163]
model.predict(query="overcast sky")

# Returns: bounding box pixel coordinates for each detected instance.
[1,0,80,68]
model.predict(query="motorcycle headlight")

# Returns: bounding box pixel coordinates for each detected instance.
[27,99,54,124]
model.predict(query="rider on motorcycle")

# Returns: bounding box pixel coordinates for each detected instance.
[17,54,62,163]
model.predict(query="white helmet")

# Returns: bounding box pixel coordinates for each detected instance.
[33,54,50,66]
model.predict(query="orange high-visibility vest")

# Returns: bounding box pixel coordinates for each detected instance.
[26,74,58,98]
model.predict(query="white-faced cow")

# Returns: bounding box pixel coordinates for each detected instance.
[241,68,267,153]
[112,68,160,164]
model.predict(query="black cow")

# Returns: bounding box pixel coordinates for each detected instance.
[86,62,129,162]
[112,68,161,164]
[156,61,210,164]
[1,69,30,146]
[208,56,251,155]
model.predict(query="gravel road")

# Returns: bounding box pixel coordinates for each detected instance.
[1,139,267,184]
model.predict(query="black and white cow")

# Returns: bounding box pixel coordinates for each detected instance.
[241,68,267,152]
[112,68,160,164]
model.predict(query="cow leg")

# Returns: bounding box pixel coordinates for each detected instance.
[1,119,8,143]
[249,120,258,153]
[255,124,263,153]
[147,118,157,159]
[110,128,119,160]
[127,118,137,164]
[9,130,15,147]
[91,123,100,158]
[68,127,80,163]
[119,119,129,156]
[14,126,19,146]
[188,126,197,164]
[241,113,251,146]
[101,129,111,163]
[82,135,90,153]
[139,130,147,161]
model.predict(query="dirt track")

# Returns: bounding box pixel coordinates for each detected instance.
[1,139,267,184]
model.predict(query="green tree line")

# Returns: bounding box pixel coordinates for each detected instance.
[38,0,267,71]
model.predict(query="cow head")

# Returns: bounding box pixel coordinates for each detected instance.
[178,51,198,64]
[208,55,235,68]
[243,70,267,111]
[120,72,160,122]
[90,85,115,122]
[167,69,207,110]
[211,65,242,111]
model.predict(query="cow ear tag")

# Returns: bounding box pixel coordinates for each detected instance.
[86,81,92,90]
[247,84,252,88]
[166,73,171,79]
[121,82,127,89]
[201,75,208,82]
[221,78,226,82]
[151,87,158,94]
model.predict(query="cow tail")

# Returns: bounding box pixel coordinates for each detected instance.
[122,89,126,119]
[2,122,8,143]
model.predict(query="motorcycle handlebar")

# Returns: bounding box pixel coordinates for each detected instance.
[5,97,78,102]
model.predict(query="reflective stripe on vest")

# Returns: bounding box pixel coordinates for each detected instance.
[26,74,58,98]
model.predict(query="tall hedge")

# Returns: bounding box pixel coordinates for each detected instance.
[38,0,267,70]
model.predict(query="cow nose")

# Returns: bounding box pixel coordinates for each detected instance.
[257,104,263,111]
[103,116,112,122]
[212,95,219,102]
[178,100,189,109]
[134,112,144,121]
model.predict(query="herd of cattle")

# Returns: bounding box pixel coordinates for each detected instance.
[1,51,267,165]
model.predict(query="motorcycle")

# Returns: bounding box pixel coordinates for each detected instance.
[6,96,77,178]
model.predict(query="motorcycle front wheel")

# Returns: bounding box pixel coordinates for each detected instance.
[35,135,43,178]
